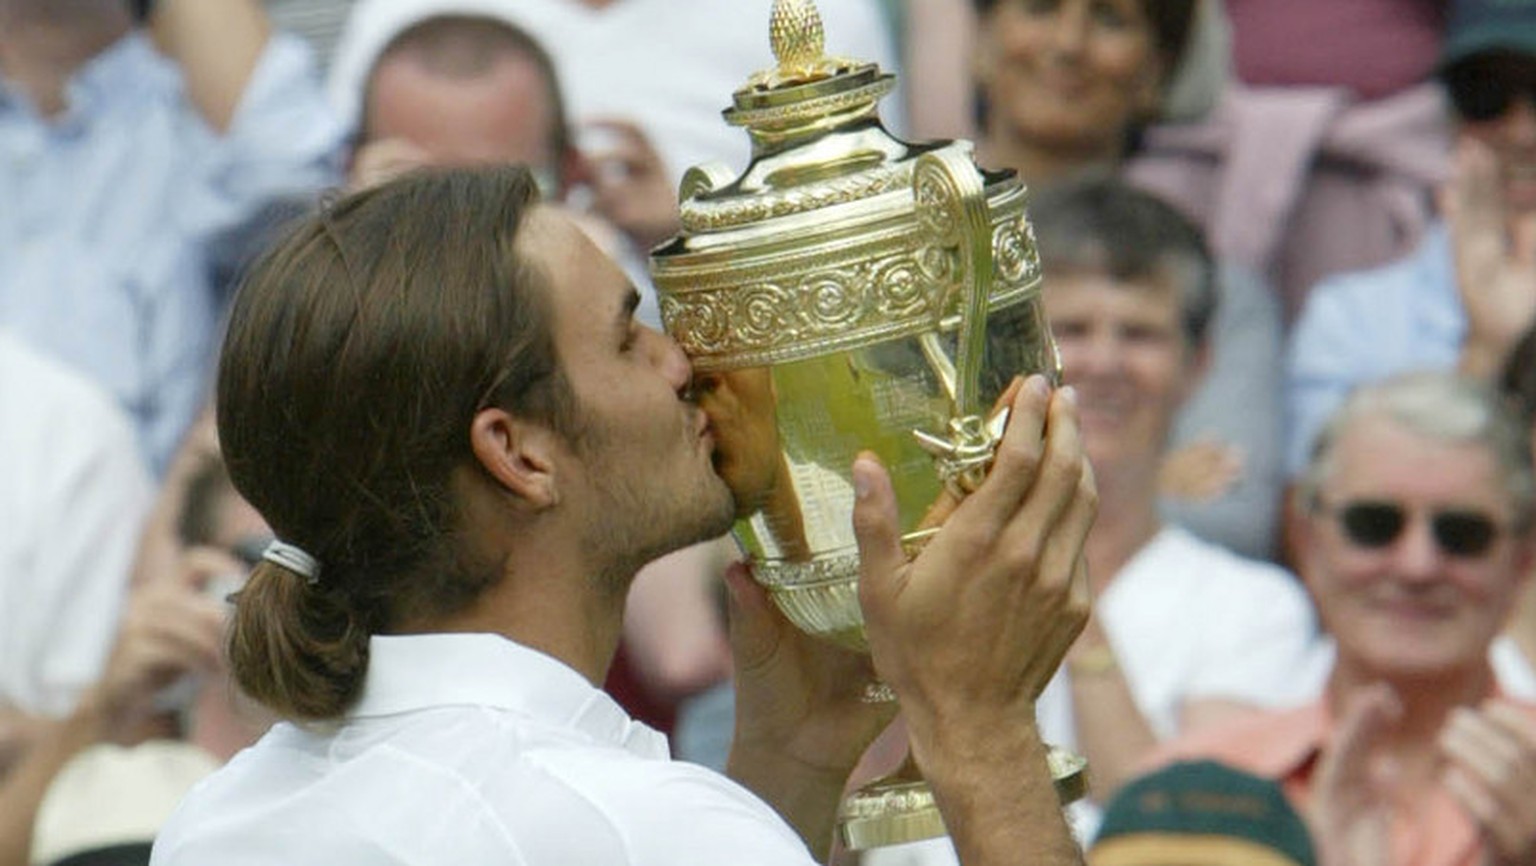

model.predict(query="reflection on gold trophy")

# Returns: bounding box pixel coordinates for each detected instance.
[652,0,1085,850]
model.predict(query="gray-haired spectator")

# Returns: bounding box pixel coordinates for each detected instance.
[1158,371,1536,866]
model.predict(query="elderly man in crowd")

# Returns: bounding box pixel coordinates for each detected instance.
[1158,371,1536,866]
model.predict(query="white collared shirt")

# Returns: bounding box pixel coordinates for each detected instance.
[151,633,816,865]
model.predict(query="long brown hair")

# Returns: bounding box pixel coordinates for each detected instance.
[218,165,572,720]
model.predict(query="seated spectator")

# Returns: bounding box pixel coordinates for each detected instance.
[970,0,1199,185]
[1128,0,1451,323]
[0,0,344,475]
[343,11,575,195]
[969,0,1283,558]
[0,450,272,866]
[1155,371,1536,866]
[1088,760,1317,866]
[1031,179,1318,816]
[334,7,667,330]
[0,333,152,780]
[1285,0,1536,477]
[328,0,904,254]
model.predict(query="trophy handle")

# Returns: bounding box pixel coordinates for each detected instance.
[911,151,1003,496]
[912,150,993,419]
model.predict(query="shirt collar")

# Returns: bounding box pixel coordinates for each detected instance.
[1253,663,1512,781]
[351,633,669,759]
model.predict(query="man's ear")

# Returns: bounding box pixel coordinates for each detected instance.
[470,407,561,510]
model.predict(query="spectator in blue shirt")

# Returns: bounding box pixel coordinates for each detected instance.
[0,0,345,474]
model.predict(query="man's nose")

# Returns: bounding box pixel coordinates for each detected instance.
[651,327,694,394]
[1389,514,1445,585]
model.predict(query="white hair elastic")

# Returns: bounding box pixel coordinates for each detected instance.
[262,540,321,585]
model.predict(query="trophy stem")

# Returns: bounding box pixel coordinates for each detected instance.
[838,741,1089,851]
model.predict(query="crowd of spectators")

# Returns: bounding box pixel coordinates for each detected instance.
[2,0,1536,864]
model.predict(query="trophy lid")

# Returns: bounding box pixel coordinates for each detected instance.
[653,0,1044,382]
[722,0,896,154]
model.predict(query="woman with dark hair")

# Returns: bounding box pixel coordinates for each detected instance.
[971,0,1198,184]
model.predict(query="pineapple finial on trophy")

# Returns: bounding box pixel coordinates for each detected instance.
[746,0,857,90]
[770,0,825,74]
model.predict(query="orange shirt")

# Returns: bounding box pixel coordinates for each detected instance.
[1152,696,1536,866]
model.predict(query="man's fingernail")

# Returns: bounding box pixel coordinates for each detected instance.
[1061,385,1079,406]
[1026,374,1050,397]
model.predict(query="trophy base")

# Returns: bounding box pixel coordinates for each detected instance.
[838,746,1088,851]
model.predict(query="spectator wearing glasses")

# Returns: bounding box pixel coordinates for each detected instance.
[1153,370,1536,866]
[1285,0,1536,482]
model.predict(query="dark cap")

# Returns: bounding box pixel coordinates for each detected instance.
[1442,0,1536,69]
[1089,761,1317,866]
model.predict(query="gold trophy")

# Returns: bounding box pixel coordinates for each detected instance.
[651,0,1085,850]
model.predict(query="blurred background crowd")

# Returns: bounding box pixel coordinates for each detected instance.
[2,0,1536,864]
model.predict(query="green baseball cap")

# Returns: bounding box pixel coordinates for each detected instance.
[1089,761,1317,866]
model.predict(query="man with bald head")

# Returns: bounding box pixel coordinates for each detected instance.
[349,14,575,198]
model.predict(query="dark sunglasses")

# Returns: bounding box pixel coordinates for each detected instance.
[1319,500,1503,558]
[1444,56,1536,122]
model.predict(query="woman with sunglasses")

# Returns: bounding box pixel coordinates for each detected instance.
[1156,370,1536,866]
[1286,0,1536,485]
